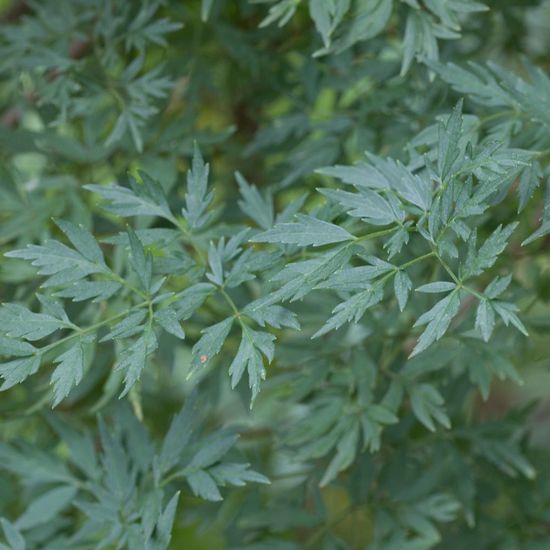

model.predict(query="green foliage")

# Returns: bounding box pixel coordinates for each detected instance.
[1,0,550,548]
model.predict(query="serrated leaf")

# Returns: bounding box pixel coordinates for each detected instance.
[188,433,238,470]
[229,326,275,404]
[186,470,222,501]
[251,214,354,247]
[190,318,233,371]
[51,340,85,406]
[313,284,385,338]
[438,100,463,182]
[416,281,456,293]
[0,304,66,341]
[55,280,121,303]
[384,226,411,258]
[236,172,274,230]
[55,219,106,266]
[173,283,215,320]
[117,325,158,396]
[100,309,148,342]
[461,223,517,279]
[155,307,185,339]
[0,337,37,358]
[411,291,461,357]
[182,143,213,230]
[0,356,41,390]
[394,270,412,311]
[475,299,495,342]
[206,241,224,286]
[127,227,153,292]
[244,304,300,330]
[85,172,174,222]
[155,492,180,548]
[365,154,433,210]
[209,462,270,488]
[484,274,512,299]
[320,188,404,226]
[316,163,378,187]
[522,219,550,246]
[317,262,394,292]
[251,245,354,307]
[493,301,528,336]
[5,234,109,288]
[518,162,542,212]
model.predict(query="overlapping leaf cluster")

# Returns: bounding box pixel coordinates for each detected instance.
[1,1,550,548]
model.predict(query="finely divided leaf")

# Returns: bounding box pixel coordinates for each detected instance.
[244,304,300,330]
[155,307,185,339]
[127,228,153,292]
[493,301,528,336]
[394,270,412,311]
[5,223,110,288]
[85,172,174,222]
[0,337,38,358]
[0,356,41,391]
[416,281,456,293]
[182,144,214,230]
[0,304,66,341]
[250,244,353,307]
[51,340,85,406]
[252,214,354,247]
[56,280,121,303]
[411,291,461,357]
[117,325,158,396]
[461,223,518,279]
[475,299,495,342]
[438,100,463,183]
[320,188,404,226]
[313,284,385,338]
[190,318,233,371]
[228,326,275,404]
[236,172,274,229]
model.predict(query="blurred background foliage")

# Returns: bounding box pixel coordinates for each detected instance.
[1,0,550,548]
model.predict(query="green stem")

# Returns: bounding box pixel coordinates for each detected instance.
[109,271,149,300]
[355,225,400,243]
[400,251,436,270]
[433,250,460,285]
[38,301,150,357]
[219,287,241,318]
[433,249,484,299]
